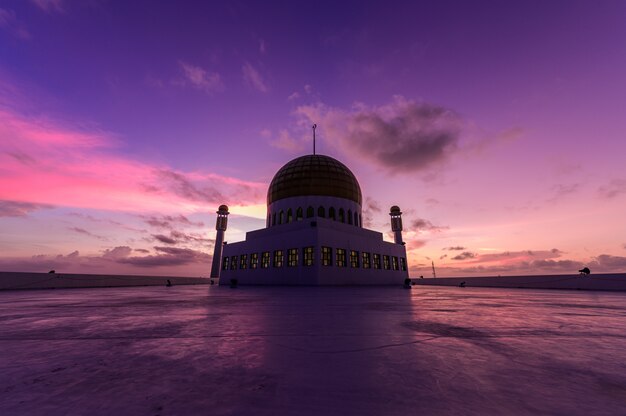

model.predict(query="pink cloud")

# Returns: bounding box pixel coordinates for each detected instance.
[0,104,265,214]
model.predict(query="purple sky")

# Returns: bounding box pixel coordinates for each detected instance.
[1,0,625,277]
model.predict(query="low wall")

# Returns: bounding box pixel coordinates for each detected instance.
[0,271,211,291]
[412,273,626,292]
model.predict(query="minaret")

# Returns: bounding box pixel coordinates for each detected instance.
[210,205,229,278]
[389,205,404,245]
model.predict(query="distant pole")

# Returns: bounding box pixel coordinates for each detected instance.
[312,124,317,155]
[432,261,436,278]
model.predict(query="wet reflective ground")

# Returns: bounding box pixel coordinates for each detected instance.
[1,286,625,415]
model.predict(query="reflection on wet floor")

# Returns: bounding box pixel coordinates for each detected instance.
[1,286,625,415]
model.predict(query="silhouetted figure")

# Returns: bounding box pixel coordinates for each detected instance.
[459,281,466,288]
[166,279,172,287]
[48,270,55,274]
[419,275,424,279]
[230,278,238,288]
[579,267,591,276]
[403,278,412,289]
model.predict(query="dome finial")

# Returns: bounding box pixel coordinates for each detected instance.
[312,123,317,155]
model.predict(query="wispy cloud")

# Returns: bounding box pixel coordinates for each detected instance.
[30,0,65,13]
[242,62,269,92]
[0,8,30,39]
[410,218,448,234]
[451,251,477,261]
[0,200,53,217]
[68,226,107,241]
[443,246,465,251]
[598,179,626,199]
[269,130,305,152]
[178,61,223,94]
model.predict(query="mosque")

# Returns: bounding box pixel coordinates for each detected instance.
[210,146,409,285]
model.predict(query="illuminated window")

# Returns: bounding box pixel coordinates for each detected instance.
[287,208,293,223]
[400,257,407,271]
[321,246,332,266]
[240,254,248,269]
[303,247,314,266]
[296,207,303,221]
[273,250,284,268]
[336,248,346,267]
[250,253,259,269]
[329,207,336,220]
[338,208,345,223]
[306,206,314,218]
[230,255,238,270]
[348,209,353,225]
[362,252,371,269]
[383,255,391,270]
[261,251,270,268]
[318,206,325,218]
[392,256,399,271]
[222,256,229,270]
[350,250,359,268]
[288,248,298,267]
[373,253,381,269]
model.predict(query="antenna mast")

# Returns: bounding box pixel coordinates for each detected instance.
[312,124,317,155]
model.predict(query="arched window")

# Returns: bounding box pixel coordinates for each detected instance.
[354,211,358,226]
[348,209,353,225]
[339,208,345,223]
[272,213,276,226]
[279,210,284,224]
[267,213,270,227]
[358,214,362,227]
[318,206,325,218]
[287,208,293,223]
[306,206,314,218]
[329,207,336,220]
[296,207,303,221]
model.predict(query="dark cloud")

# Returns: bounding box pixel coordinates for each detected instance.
[68,227,107,241]
[134,248,150,253]
[101,246,132,259]
[411,218,448,234]
[440,254,448,260]
[142,214,205,229]
[6,151,36,165]
[598,179,626,199]
[452,251,477,261]
[156,169,225,203]
[170,230,213,245]
[153,234,177,244]
[548,183,580,202]
[0,200,53,217]
[117,246,209,267]
[297,97,461,173]
[443,246,466,251]
[591,254,626,270]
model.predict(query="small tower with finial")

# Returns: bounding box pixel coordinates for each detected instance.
[389,205,404,245]
[210,205,230,278]
[312,123,317,155]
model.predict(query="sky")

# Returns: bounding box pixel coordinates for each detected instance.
[1,0,625,277]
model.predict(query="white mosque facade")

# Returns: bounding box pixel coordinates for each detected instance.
[211,154,409,285]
